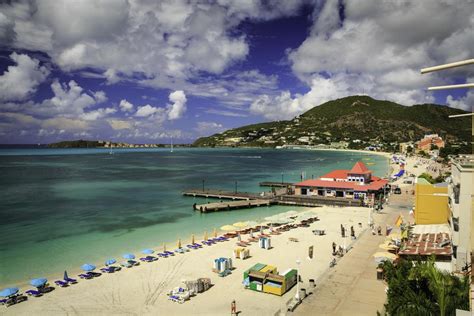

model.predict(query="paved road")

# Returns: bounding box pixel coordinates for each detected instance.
[294,191,413,316]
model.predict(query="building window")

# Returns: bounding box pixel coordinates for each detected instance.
[453,184,460,204]
[453,217,459,232]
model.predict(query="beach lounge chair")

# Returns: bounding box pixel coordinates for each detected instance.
[236,242,248,247]
[157,252,168,258]
[78,273,93,279]
[139,256,157,262]
[0,299,6,305]
[25,290,42,297]
[54,280,68,287]
[127,260,140,266]
[4,295,27,307]
[120,261,132,268]
[100,267,116,273]
[87,271,102,278]
[164,251,175,256]
[64,277,77,284]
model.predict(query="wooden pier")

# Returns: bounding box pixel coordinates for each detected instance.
[259,181,293,187]
[275,195,363,207]
[194,199,274,212]
[183,189,264,200]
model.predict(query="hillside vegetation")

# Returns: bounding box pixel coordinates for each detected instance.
[193,95,471,150]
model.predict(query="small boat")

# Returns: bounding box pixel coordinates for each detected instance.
[170,138,173,153]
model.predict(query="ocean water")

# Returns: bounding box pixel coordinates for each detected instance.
[0,147,388,286]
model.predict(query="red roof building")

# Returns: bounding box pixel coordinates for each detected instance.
[294,161,388,202]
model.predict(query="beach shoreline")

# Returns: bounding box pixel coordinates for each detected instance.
[4,206,372,315]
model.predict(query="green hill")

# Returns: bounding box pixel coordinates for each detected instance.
[193,95,471,150]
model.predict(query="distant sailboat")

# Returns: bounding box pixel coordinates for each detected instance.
[170,138,173,153]
[109,146,114,155]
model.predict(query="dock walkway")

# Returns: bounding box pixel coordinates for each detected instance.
[183,189,264,200]
[259,181,293,187]
[194,199,274,212]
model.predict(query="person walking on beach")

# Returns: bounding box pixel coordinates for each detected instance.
[231,300,237,315]
[350,226,355,240]
[332,242,336,254]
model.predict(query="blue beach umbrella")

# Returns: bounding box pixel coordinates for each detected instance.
[30,278,47,288]
[123,253,135,260]
[0,287,19,297]
[142,249,154,255]
[105,259,116,266]
[81,263,96,272]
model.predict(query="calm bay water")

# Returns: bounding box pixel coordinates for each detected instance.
[0,147,388,286]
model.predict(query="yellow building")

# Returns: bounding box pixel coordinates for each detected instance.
[414,178,449,225]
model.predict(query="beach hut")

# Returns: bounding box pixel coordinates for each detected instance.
[233,247,250,259]
[259,237,271,249]
[212,257,233,276]
[243,263,297,296]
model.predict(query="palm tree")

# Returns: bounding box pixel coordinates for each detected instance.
[381,257,469,315]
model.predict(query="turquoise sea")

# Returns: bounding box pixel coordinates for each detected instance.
[0,147,388,286]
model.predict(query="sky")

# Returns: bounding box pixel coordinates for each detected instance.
[0,0,472,144]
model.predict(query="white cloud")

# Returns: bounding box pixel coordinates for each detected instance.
[250,73,437,120]
[34,80,108,117]
[108,119,132,130]
[167,90,187,120]
[81,107,116,121]
[135,104,162,118]
[42,117,90,131]
[195,121,225,136]
[0,52,49,101]
[0,0,308,91]
[285,0,473,111]
[205,109,247,117]
[119,99,134,112]
[446,80,474,111]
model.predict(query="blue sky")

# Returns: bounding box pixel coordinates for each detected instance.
[0,0,472,144]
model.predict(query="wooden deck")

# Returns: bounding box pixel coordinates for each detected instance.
[259,181,293,187]
[194,199,274,212]
[275,195,363,207]
[183,189,264,200]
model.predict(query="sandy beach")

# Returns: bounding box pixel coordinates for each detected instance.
[4,206,370,315]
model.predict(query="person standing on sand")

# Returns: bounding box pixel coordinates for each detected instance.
[332,242,336,254]
[231,300,237,315]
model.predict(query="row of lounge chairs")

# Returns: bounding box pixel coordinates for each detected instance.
[0,294,27,307]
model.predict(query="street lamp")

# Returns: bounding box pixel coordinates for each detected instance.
[281,172,284,184]
[295,259,301,300]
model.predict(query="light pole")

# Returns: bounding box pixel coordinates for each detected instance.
[295,259,301,300]
[281,172,284,184]
[202,179,205,192]
[235,181,237,193]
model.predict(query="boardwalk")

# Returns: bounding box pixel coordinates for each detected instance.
[182,189,264,200]
[194,199,274,212]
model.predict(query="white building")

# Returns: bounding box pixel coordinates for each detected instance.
[448,155,474,272]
